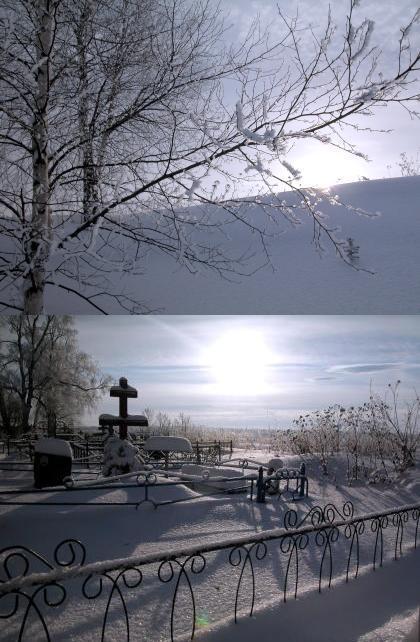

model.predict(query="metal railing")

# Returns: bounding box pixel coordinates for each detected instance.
[0,470,256,509]
[0,500,418,642]
[1,437,234,469]
[0,466,307,509]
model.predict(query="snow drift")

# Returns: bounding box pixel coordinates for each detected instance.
[38,175,420,314]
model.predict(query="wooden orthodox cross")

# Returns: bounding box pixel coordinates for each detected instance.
[110,377,137,439]
[99,376,148,439]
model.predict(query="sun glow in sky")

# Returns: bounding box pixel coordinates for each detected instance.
[74,316,420,429]
[294,144,369,189]
[202,329,273,395]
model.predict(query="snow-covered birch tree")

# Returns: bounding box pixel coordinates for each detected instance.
[0,0,419,313]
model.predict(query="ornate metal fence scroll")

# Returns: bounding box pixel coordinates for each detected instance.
[228,541,268,622]
[158,553,206,641]
[1,502,419,642]
[0,539,86,642]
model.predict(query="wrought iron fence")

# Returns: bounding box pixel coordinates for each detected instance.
[0,470,255,510]
[0,500,418,642]
[1,437,233,471]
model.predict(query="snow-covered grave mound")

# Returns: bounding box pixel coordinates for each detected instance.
[102,435,145,476]
[180,464,246,490]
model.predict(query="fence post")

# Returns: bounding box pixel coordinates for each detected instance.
[256,466,266,503]
[86,437,90,469]
[196,443,201,464]
[299,463,306,498]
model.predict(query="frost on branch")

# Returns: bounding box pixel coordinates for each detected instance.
[244,155,271,175]
[350,19,375,61]
[236,102,277,148]
[281,160,301,180]
[186,177,202,201]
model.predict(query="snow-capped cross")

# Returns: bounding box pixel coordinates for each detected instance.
[110,377,137,421]
[99,376,148,439]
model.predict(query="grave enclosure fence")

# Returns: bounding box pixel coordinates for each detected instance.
[0,436,234,468]
[0,501,419,642]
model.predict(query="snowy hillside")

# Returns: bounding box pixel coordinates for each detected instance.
[43,175,420,314]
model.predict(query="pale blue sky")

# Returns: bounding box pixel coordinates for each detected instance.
[75,316,420,429]
[218,0,420,186]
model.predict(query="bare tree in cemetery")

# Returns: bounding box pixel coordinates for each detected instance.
[0,0,419,313]
[0,315,110,435]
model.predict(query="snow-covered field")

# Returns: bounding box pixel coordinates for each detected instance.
[40,175,420,314]
[1,449,419,641]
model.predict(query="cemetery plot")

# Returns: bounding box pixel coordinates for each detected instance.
[0,450,419,642]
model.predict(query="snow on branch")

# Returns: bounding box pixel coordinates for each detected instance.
[350,19,375,61]
[236,102,277,148]
[281,160,301,180]
[244,155,272,175]
[186,177,202,201]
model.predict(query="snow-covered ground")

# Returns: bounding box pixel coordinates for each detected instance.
[40,175,420,314]
[0,450,419,641]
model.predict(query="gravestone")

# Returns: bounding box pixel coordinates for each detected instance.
[33,438,73,488]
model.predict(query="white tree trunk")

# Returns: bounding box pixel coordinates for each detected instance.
[24,0,54,313]
[76,2,98,222]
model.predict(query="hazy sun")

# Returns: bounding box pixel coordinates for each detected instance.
[287,145,365,189]
[204,329,272,395]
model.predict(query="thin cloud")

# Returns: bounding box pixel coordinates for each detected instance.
[328,363,402,374]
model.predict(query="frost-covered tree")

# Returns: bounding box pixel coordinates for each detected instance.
[292,405,342,471]
[1,0,420,313]
[369,382,420,471]
[0,315,110,435]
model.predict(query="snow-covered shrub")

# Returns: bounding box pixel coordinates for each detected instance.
[102,435,145,477]
[368,383,420,473]
[292,406,342,470]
